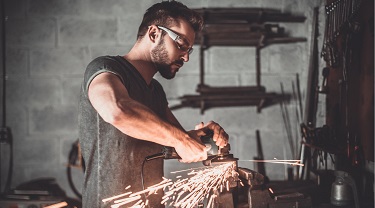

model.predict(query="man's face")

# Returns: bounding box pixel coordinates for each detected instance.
[151,38,183,79]
[150,20,195,79]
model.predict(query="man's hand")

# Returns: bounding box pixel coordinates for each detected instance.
[174,121,228,163]
[201,121,229,148]
[174,136,207,163]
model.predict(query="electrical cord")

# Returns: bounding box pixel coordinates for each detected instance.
[67,140,84,199]
[141,158,147,199]
[141,152,165,208]
[141,157,148,207]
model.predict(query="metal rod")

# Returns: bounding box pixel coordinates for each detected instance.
[292,81,301,160]
[1,0,5,129]
[280,82,295,159]
[199,35,206,87]
[256,47,261,87]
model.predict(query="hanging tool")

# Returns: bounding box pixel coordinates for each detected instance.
[319,67,330,94]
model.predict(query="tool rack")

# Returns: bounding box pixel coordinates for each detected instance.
[170,8,307,113]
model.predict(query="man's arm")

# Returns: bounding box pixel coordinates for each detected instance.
[165,108,229,150]
[88,72,207,162]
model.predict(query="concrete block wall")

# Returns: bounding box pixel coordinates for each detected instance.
[1,0,325,199]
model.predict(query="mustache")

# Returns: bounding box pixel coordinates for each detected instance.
[173,60,184,67]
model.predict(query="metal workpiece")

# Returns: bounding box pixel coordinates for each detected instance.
[202,154,238,166]
[237,167,265,187]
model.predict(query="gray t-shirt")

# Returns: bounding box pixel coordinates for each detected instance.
[79,56,168,208]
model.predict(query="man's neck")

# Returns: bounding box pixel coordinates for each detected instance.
[123,49,157,85]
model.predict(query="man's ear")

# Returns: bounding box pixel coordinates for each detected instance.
[147,25,161,43]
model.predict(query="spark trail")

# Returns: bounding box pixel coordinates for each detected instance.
[239,159,304,166]
[102,162,238,208]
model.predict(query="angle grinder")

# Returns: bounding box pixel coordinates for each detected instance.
[145,130,237,166]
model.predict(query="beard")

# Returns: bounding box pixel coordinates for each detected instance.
[151,39,183,79]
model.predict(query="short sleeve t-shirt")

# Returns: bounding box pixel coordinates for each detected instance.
[79,56,168,208]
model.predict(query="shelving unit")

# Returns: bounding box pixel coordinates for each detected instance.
[171,8,307,113]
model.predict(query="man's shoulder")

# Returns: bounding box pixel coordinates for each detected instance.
[88,55,120,66]
[86,55,131,73]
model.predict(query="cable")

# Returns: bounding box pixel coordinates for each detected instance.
[141,157,150,208]
[66,140,84,199]
[141,152,165,208]
[141,157,147,193]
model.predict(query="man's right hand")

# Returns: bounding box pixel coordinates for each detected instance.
[174,134,207,163]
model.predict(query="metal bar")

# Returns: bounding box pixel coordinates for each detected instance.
[196,85,265,94]
[199,35,205,86]
[193,8,306,23]
[256,47,261,87]
[280,82,295,159]
[299,7,320,180]
[195,37,306,46]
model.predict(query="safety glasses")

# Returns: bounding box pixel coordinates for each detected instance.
[157,26,194,55]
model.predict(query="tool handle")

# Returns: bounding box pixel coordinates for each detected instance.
[163,146,181,159]
[163,130,215,160]
[145,152,165,161]
[200,129,214,143]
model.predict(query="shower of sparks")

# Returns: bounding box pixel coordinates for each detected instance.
[102,162,238,208]
[102,177,173,208]
[164,162,238,208]
[239,159,304,166]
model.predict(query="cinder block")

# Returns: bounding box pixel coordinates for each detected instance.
[230,132,258,165]
[6,106,28,139]
[6,48,28,75]
[6,77,31,104]
[204,74,239,87]
[59,17,117,46]
[280,22,309,40]
[26,78,62,106]
[4,0,26,17]
[13,136,60,166]
[209,47,256,74]
[118,17,144,45]
[7,18,56,46]
[89,45,133,59]
[30,47,90,76]
[263,104,300,134]
[268,44,304,74]
[203,107,263,132]
[262,74,296,92]
[87,0,142,17]
[239,73,258,86]
[28,0,82,16]
[169,103,205,129]
[61,77,82,105]
[10,165,28,187]
[29,104,78,135]
[260,130,293,180]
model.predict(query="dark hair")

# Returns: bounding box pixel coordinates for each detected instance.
[137,1,203,40]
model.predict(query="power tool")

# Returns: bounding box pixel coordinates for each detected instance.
[145,129,238,166]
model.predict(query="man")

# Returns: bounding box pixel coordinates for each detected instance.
[79,1,229,207]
